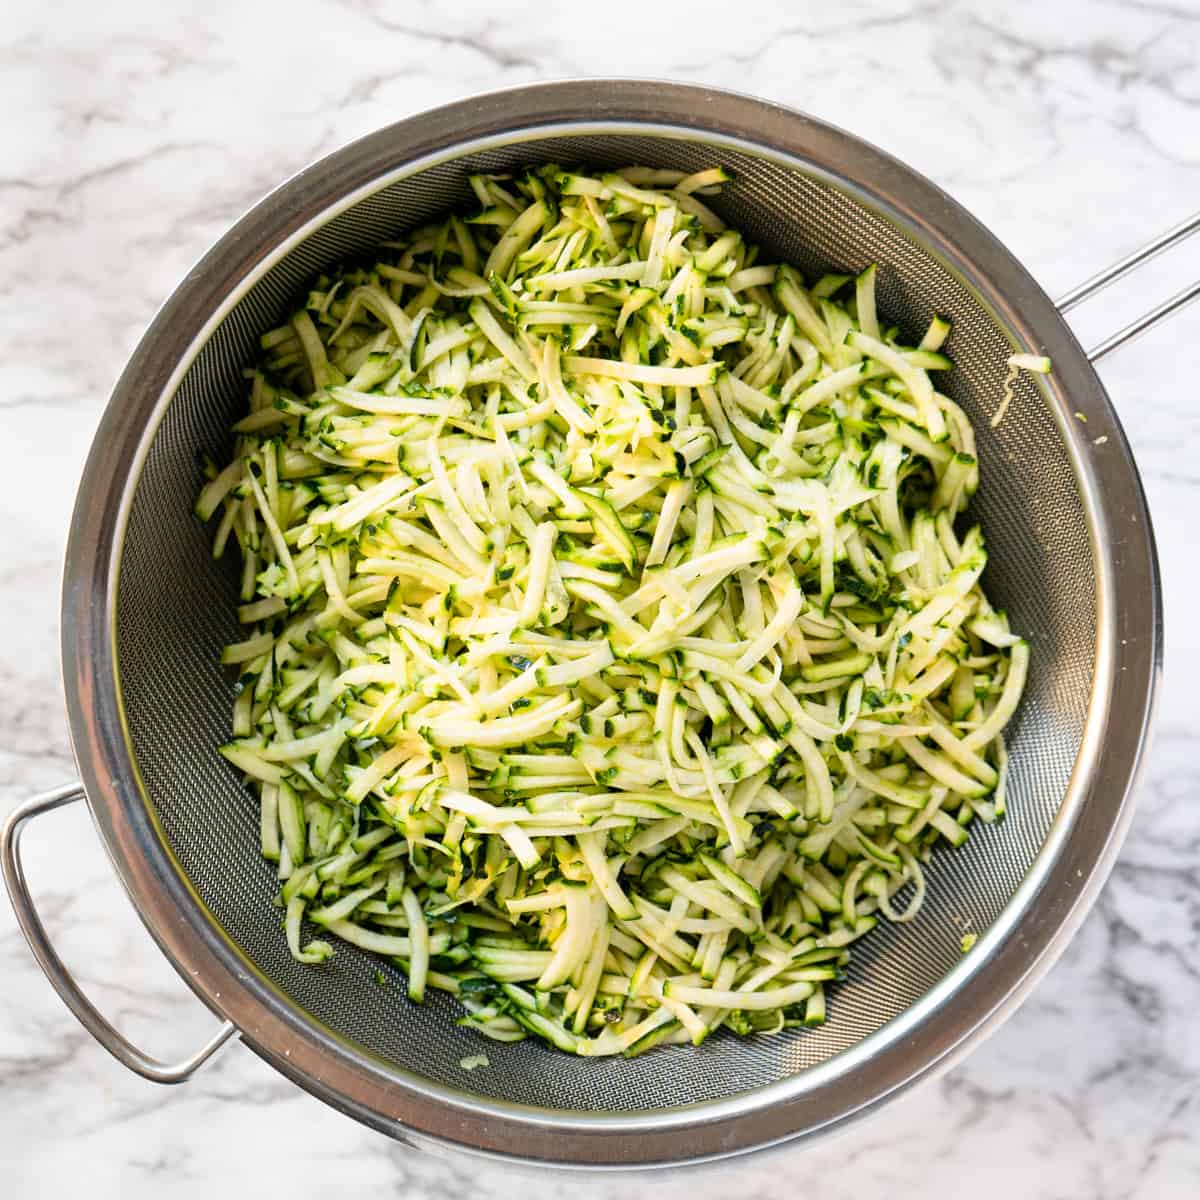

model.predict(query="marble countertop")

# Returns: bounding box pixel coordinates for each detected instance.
[3,0,1199,1194]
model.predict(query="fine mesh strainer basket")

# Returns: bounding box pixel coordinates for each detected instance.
[3,81,1184,1167]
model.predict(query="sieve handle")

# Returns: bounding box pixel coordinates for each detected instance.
[1,782,239,1084]
[1056,210,1200,362]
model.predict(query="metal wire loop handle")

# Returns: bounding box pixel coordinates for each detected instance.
[1057,210,1200,362]
[1,782,238,1083]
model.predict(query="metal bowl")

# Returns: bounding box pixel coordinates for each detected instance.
[3,80,1164,1167]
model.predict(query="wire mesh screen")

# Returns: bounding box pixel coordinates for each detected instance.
[115,132,1093,1113]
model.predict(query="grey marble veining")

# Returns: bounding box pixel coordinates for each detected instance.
[2,0,1199,1195]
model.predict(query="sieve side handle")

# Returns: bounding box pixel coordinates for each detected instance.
[1,782,239,1084]
[1056,210,1200,362]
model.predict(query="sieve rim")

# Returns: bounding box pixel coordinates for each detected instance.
[60,79,1160,1166]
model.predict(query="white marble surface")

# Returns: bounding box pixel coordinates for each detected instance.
[3,0,1199,1194]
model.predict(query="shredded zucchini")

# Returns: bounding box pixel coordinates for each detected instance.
[200,164,1026,1056]
[993,351,1053,427]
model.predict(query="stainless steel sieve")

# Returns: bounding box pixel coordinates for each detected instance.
[4,80,1192,1167]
